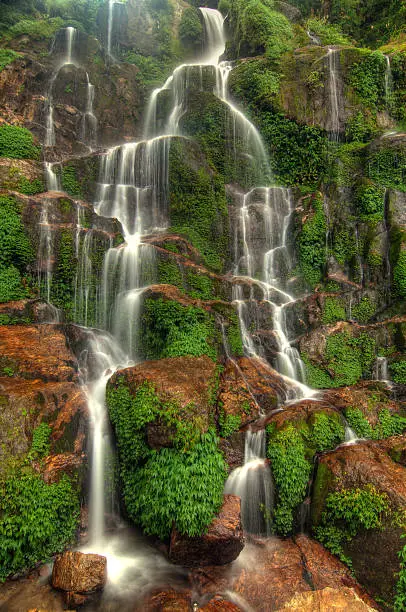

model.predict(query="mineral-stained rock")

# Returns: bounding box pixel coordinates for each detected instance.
[312,442,406,605]
[109,355,218,448]
[190,536,377,611]
[276,586,375,611]
[51,551,107,594]
[137,589,191,611]
[0,324,78,382]
[169,495,244,567]
[43,452,85,484]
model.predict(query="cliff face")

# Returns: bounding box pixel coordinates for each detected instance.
[0,0,405,609]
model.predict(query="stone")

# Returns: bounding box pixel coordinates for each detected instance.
[190,536,377,611]
[169,495,244,567]
[51,551,107,594]
[276,586,376,611]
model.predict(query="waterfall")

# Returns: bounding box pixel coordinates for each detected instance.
[44,161,61,191]
[81,72,98,148]
[326,48,342,141]
[224,430,274,536]
[45,27,78,150]
[384,55,394,114]
[374,356,389,383]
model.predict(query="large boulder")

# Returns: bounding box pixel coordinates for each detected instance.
[276,587,376,611]
[52,551,107,602]
[190,535,377,611]
[169,495,244,567]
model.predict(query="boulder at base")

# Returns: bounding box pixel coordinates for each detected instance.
[276,586,376,611]
[52,551,107,595]
[169,495,244,567]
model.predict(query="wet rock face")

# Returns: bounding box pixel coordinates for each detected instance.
[52,551,107,605]
[189,535,377,612]
[277,586,376,611]
[169,495,244,567]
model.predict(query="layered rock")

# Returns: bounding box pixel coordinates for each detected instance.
[52,551,107,606]
[169,495,244,567]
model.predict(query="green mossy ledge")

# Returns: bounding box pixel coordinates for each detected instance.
[106,371,226,540]
[266,410,345,536]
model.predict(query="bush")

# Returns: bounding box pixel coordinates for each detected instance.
[0,125,40,159]
[267,424,311,536]
[179,7,203,52]
[344,407,373,438]
[355,184,385,221]
[391,361,406,384]
[0,48,19,71]
[0,266,27,302]
[305,17,351,45]
[394,251,406,298]
[298,194,327,287]
[4,17,65,41]
[315,484,389,567]
[351,296,376,322]
[28,422,52,460]
[349,51,386,110]
[0,471,79,581]
[309,413,345,451]
[322,297,346,324]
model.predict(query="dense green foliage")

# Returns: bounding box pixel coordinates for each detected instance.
[267,414,344,537]
[61,164,82,197]
[0,196,33,303]
[394,252,406,298]
[179,7,203,53]
[298,194,327,287]
[355,183,385,221]
[391,361,406,384]
[169,141,228,272]
[349,51,386,109]
[0,125,40,159]
[305,17,351,46]
[28,423,52,460]
[304,332,376,388]
[322,297,346,324]
[345,406,406,439]
[395,538,406,612]
[0,48,19,70]
[0,471,79,580]
[141,298,216,360]
[315,485,389,566]
[218,411,242,438]
[107,381,226,539]
[126,428,226,539]
[351,296,376,323]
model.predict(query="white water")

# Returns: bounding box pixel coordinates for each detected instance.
[374,356,390,383]
[44,161,61,191]
[326,48,341,141]
[81,72,98,148]
[384,55,394,113]
[225,430,274,536]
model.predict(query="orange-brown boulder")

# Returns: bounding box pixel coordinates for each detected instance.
[276,586,376,610]
[51,551,107,594]
[169,495,244,567]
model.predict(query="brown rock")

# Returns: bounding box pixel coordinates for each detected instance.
[277,586,376,610]
[190,536,377,612]
[169,495,244,567]
[200,595,242,611]
[52,551,107,594]
[43,452,85,484]
[0,324,78,382]
[138,588,192,611]
[110,356,218,448]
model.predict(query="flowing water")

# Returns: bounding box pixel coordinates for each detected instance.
[374,356,390,383]
[326,48,342,141]
[37,5,320,583]
[384,55,394,113]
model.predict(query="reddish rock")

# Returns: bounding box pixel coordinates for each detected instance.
[52,551,107,594]
[218,359,261,428]
[137,588,191,611]
[230,357,287,414]
[219,432,245,473]
[0,324,78,382]
[276,587,376,610]
[294,535,377,609]
[110,356,218,448]
[190,536,377,612]
[169,495,244,567]
[200,595,242,611]
[264,398,339,430]
[43,453,85,484]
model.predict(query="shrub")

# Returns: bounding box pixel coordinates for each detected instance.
[391,361,406,384]
[322,297,346,324]
[0,471,79,581]
[344,407,373,438]
[315,485,389,567]
[267,424,311,536]
[394,251,406,298]
[219,412,241,437]
[179,7,203,52]
[0,266,27,302]
[351,296,376,322]
[395,538,406,612]
[0,125,40,160]
[0,49,20,71]
[309,412,344,451]
[298,194,327,287]
[4,17,65,41]
[305,17,351,45]
[28,422,52,460]
[349,51,386,110]
[355,184,385,221]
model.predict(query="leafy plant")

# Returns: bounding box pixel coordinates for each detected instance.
[395,537,406,612]
[298,194,327,287]
[0,125,40,159]
[309,412,345,451]
[344,407,373,438]
[267,423,311,536]
[322,297,346,324]
[305,17,351,45]
[351,296,376,322]
[0,48,19,71]
[0,471,79,581]
[28,422,52,460]
[219,411,241,437]
[391,361,406,384]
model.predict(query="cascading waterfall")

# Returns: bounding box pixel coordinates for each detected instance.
[384,55,394,113]
[326,48,342,141]
[45,27,77,151]
[224,430,274,536]
[374,356,390,383]
[81,72,98,148]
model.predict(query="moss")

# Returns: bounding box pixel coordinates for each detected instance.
[394,251,406,298]
[298,193,327,287]
[0,125,40,160]
[61,164,82,198]
[168,139,229,273]
[311,462,333,527]
[367,145,406,192]
[0,48,20,71]
[322,297,346,324]
[2,17,65,41]
[186,270,214,300]
[140,297,217,361]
